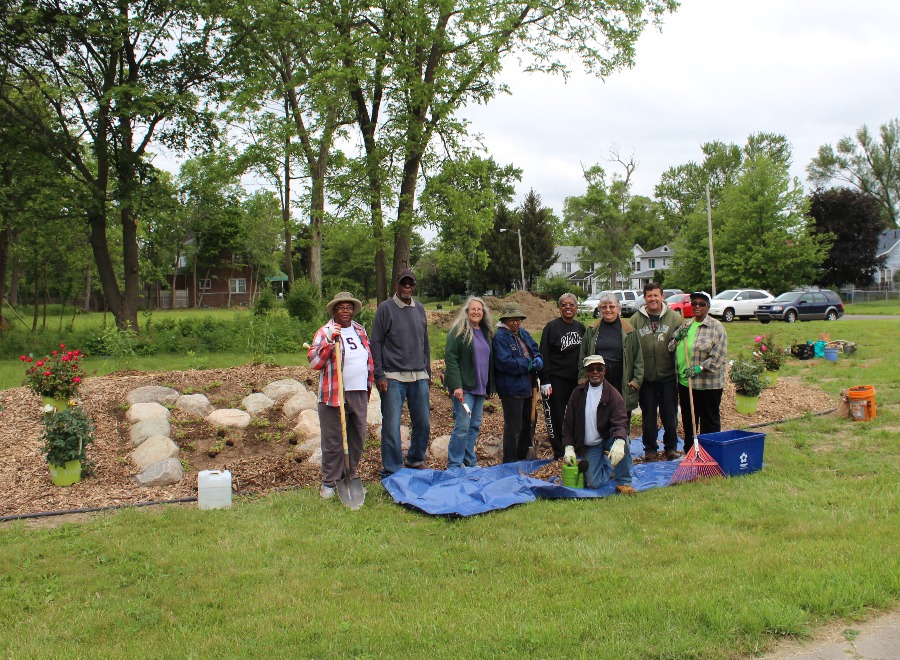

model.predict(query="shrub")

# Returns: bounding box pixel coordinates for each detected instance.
[729,356,764,397]
[41,406,94,467]
[21,344,85,399]
[253,289,277,316]
[285,277,323,323]
[536,274,576,303]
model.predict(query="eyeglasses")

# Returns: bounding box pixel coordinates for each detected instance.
[599,304,618,310]
[584,364,605,373]
[691,300,709,307]
[334,304,354,312]
[399,279,415,287]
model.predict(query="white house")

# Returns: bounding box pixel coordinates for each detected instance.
[874,229,900,287]
[630,244,675,289]
[549,245,644,294]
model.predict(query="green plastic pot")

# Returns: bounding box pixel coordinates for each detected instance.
[49,460,82,487]
[735,394,760,415]
[41,395,69,411]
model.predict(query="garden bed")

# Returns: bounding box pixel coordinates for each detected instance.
[0,364,835,518]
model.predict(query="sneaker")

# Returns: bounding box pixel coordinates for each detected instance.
[319,484,335,499]
[664,449,680,461]
[615,484,637,495]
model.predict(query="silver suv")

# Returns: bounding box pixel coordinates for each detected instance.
[597,289,641,318]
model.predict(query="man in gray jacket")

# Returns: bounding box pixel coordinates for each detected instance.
[371,269,431,477]
[630,282,682,460]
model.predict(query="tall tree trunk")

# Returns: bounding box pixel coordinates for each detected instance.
[9,254,20,306]
[0,225,8,338]
[83,269,91,314]
[31,260,38,332]
[391,151,423,280]
[282,103,295,286]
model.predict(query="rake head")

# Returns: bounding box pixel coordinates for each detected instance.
[670,440,726,484]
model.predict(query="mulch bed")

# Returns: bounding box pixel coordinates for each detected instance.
[0,364,835,518]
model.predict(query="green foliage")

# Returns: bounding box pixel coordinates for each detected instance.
[751,332,787,371]
[536,274,575,302]
[808,188,887,287]
[86,324,142,370]
[246,313,275,366]
[284,277,323,323]
[729,355,764,396]
[252,289,277,316]
[40,405,94,467]
[565,165,634,289]
[20,345,84,398]
[807,118,900,226]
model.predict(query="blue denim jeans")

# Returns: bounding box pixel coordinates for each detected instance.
[583,440,633,489]
[447,393,485,469]
[380,378,431,477]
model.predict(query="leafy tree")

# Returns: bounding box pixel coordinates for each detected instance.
[333,0,678,300]
[671,154,829,294]
[808,188,886,287]
[519,190,557,290]
[0,0,229,331]
[564,165,633,290]
[807,118,900,227]
[627,195,671,250]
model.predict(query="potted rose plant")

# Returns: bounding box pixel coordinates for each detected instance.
[752,333,786,387]
[21,344,84,409]
[41,405,94,486]
[730,356,764,414]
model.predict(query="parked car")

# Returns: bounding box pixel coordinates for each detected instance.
[578,293,603,316]
[708,289,775,322]
[666,293,694,319]
[621,294,644,318]
[662,288,683,298]
[754,289,844,323]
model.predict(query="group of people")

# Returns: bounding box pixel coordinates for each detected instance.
[306,271,728,500]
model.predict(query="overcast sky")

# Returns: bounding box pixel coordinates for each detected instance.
[459,0,900,218]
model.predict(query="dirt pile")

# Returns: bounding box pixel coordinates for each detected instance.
[430,291,561,334]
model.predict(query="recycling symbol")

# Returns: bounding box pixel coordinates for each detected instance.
[739,451,749,467]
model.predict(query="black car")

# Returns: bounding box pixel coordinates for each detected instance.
[754,289,844,323]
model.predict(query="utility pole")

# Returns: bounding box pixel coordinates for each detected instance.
[707,183,717,296]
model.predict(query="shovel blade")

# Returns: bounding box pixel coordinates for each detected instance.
[336,477,365,510]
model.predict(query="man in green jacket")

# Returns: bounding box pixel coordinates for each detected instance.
[578,293,643,424]
[630,282,682,460]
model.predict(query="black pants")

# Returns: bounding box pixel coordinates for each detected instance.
[545,377,577,458]
[639,378,679,453]
[500,395,534,462]
[678,384,723,448]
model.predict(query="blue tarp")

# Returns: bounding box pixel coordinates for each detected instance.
[382,434,685,517]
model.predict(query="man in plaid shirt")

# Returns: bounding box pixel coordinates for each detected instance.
[668,291,728,447]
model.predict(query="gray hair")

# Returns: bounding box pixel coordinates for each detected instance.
[448,296,494,346]
[598,293,619,308]
[558,293,578,307]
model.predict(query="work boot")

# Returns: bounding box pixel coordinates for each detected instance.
[615,484,637,495]
[664,449,680,461]
[643,451,660,462]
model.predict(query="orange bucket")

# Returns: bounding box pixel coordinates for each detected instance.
[847,385,877,422]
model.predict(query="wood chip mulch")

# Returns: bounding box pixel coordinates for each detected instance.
[0,364,836,519]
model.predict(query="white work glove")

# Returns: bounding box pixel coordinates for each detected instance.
[607,439,626,467]
[540,383,552,397]
[563,445,576,466]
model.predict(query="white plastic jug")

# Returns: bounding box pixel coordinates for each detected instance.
[198,469,232,510]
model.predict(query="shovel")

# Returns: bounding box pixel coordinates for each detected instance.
[333,338,366,510]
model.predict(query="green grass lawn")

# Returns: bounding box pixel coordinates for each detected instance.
[1,317,898,657]
[844,299,900,315]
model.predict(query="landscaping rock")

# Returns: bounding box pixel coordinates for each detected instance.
[130,436,180,470]
[306,448,322,466]
[207,409,251,429]
[175,393,213,417]
[479,433,502,461]
[292,409,320,439]
[133,458,183,487]
[427,434,451,462]
[129,418,171,447]
[126,402,170,424]
[126,385,180,406]
[242,392,275,416]
[294,436,321,455]
[282,391,317,420]
[262,378,306,403]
